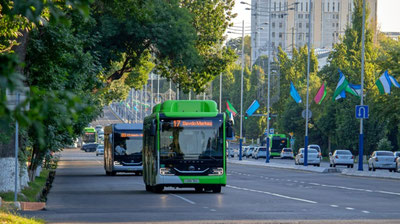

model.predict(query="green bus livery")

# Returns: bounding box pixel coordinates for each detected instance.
[83,127,97,144]
[268,134,289,158]
[143,100,233,193]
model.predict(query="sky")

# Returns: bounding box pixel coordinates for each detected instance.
[229,0,400,39]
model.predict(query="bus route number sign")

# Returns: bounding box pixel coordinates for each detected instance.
[121,133,143,138]
[173,120,213,128]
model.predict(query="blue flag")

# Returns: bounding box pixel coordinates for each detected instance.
[246,100,260,116]
[290,82,302,103]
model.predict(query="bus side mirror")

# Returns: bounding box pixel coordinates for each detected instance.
[226,121,234,138]
[150,120,156,136]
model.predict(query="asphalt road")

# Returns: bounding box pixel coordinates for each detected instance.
[22,149,400,224]
[21,107,400,224]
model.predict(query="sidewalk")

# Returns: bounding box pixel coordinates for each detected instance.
[228,158,400,180]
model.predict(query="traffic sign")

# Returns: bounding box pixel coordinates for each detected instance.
[355,105,369,119]
[269,128,274,134]
[289,132,293,137]
[301,109,312,119]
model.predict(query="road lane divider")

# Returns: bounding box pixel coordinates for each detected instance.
[226,185,317,204]
[170,194,196,205]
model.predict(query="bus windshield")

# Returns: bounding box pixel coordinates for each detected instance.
[83,132,96,143]
[114,132,143,156]
[271,137,287,149]
[160,118,223,161]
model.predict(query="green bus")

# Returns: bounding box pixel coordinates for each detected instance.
[143,100,233,193]
[83,127,97,144]
[268,134,289,158]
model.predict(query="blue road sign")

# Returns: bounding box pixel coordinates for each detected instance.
[355,105,369,119]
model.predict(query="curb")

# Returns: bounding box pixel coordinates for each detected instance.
[341,169,400,180]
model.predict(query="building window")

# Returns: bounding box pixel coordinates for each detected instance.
[337,14,339,19]
[306,2,308,12]
[332,23,335,27]
[332,33,335,37]
[306,23,309,28]
[272,32,275,37]
[272,42,275,47]
[328,3,329,12]
[272,22,275,28]
[279,32,282,38]
[336,32,339,37]
[299,23,302,28]
[279,2,281,11]
[333,2,335,12]
[301,2,303,11]
[274,2,276,11]
[305,14,309,19]
[336,23,339,27]
[279,22,282,28]
[279,42,282,47]
[338,3,340,11]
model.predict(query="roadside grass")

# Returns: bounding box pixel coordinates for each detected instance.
[0,209,44,224]
[0,169,50,202]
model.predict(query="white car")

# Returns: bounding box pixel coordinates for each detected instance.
[308,144,322,157]
[295,148,321,166]
[280,148,294,159]
[96,145,104,156]
[329,149,354,168]
[368,151,396,172]
[253,147,267,159]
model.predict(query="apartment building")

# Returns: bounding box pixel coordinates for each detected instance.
[250,0,377,65]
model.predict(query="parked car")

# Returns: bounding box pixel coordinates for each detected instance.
[254,147,267,159]
[295,148,321,166]
[241,147,249,157]
[96,144,104,156]
[245,147,254,158]
[394,151,400,158]
[81,143,98,152]
[329,149,354,168]
[228,148,235,158]
[308,144,322,157]
[280,148,294,159]
[368,151,396,172]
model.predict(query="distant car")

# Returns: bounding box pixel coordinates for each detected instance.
[95,125,103,133]
[295,148,321,166]
[254,147,267,159]
[396,157,400,173]
[96,145,104,156]
[228,148,235,158]
[308,144,322,157]
[368,151,396,172]
[280,148,294,159]
[246,147,255,158]
[329,149,354,168]
[81,143,98,152]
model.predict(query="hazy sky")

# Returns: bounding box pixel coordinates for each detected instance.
[229,0,400,38]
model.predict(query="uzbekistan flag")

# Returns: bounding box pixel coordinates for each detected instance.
[333,70,349,100]
[314,83,326,104]
[376,70,400,94]
[226,100,238,117]
[290,82,302,103]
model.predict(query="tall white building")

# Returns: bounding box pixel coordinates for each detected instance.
[250,0,377,65]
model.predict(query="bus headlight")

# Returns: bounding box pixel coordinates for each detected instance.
[209,167,224,176]
[160,168,174,175]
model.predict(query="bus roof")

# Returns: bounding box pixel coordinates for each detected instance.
[151,100,218,117]
[269,133,287,138]
[84,127,96,132]
[114,123,143,131]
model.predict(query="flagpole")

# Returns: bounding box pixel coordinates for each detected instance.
[219,73,222,113]
[304,0,312,166]
[239,19,244,161]
[265,0,271,163]
[358,0,366,171]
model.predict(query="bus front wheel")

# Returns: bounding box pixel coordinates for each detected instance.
[145,185,152,192]
[212,186,222,193]
[153,185,164,193]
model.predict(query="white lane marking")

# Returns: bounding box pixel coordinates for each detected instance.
[300,181,305,184]
[362,210,370,214]
[293,180,298,183]
[203,206,209,209]
[377,190,400,196]
[226,185,317,204]
[210,209,217,212]
[309,183,320,186]
[96,160,102,165]
[330,205,339,208]
[346,207,354,210]
[170,194,196,205]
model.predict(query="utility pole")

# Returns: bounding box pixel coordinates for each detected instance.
[219,73,222,112]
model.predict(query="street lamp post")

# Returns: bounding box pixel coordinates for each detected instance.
[239,20,245,161]
[265,0,272,163]
[358,0,367,171]
[304,0,312,166]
